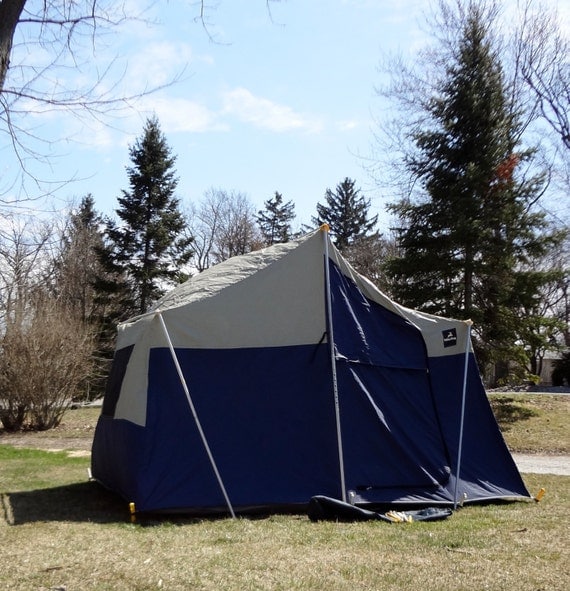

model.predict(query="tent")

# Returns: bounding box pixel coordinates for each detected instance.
[91,227,531,515]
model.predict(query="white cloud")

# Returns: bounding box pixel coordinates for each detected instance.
[139,96,227,133]
[89,94,224,146]
[125,41,194,90]
[221,88,323,133]
[81,122,117,149]
[336,120,360,132]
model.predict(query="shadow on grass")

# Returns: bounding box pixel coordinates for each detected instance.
[490,396,538,429]
[2,482,243,526]
[2,481,129,525]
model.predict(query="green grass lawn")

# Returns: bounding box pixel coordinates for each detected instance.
[0,395,568,590]
[0,453,567,590]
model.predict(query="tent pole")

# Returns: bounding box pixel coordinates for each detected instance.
[321,225,348,503]
[453,320,473,510]
[156,311,236,519]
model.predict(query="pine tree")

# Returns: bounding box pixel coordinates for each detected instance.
[385,2,560,380]
[312,177,378,251]
[54,195,106,323]
[103,116,193,316]
[256,191,296,245]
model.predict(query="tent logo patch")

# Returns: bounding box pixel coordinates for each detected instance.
[442,328,457,348]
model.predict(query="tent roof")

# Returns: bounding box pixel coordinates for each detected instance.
[151,238,302,312]
[118,229,473,359]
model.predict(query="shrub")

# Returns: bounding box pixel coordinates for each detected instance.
[0,298,94,431]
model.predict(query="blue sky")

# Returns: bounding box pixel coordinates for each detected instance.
[3,0,568,230]
[3,0,429,230]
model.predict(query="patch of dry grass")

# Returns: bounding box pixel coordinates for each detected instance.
[489,394,569,454]
[0,406,99,452]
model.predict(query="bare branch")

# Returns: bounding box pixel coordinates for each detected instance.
[0,1,179,202]
[517,0,570,150]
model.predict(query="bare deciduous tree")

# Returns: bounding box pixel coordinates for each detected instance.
[0,1,283,201]
[513,0,570,204]
[189,188,262,271]
[516,0,569,151]
[343,232,399,294]
[0,215,95,430]
[0,215,52,328]
[196,0,283,41]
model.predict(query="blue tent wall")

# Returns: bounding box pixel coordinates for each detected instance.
[94,343,344,512]
[139,345,341,511]
[428,355,529,502]
[327,258,529,505]
[329,261,453,497]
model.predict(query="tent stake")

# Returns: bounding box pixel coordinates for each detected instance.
[156,311,237,519]
[322,226,348,503]
[453,320,473,510]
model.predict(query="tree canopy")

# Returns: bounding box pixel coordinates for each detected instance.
[383,0,564,382]
[313,177,378,251]
[256,192,296,246]
[100,116,193,316]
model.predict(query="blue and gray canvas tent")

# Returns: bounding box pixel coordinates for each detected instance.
[91,227,531,515]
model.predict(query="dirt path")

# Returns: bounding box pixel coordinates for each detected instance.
[512,453,570,476]
[0,433,92,452]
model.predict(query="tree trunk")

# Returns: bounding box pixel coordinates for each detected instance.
[0,0,27,93]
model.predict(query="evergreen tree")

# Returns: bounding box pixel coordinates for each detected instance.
[103,116,193,316]
[53,195,106,323]
[53,195,128,397]
[312,177,378,251]
[256,191,296,245]
[385,2,561,381]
